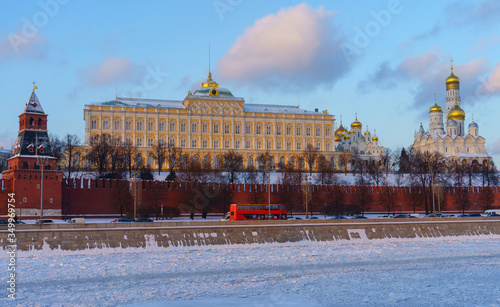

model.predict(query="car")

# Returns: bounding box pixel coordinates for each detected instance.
[457,214,469,217]
[111,217,134,223]
[467,213,482,217]
[36,219,54,224]
[67,218,85,224]
[306,216,319,220]
[393,214,409,219]
[352,216,368,219]
[485,213,500,217]
[134,218,153,223]
[330,216,347,219]
[443,214,456,218]
[288,216,303,220]
[0,220,8,225]
[377,215,392,219]
[220,215,230,221]
[13,221,26,224]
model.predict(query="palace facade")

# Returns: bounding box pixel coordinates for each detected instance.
[81,72,385,171]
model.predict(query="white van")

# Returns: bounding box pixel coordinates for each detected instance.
[67,218,85,224]
[484,209,500,216]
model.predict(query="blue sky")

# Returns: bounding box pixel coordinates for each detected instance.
[1,0,500,163]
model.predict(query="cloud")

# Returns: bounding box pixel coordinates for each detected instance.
[0,31,48,61]
[81,57,139,87]
[478,62,500,95]
[446,0,500,27]
[470,35,500,53]
[398,24,442,49]
[358,49,490,110]
[217,3,353,91]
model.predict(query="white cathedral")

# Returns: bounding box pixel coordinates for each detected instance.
[412,63,491,166]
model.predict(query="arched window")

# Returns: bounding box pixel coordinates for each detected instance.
[135,154,144,167]
[30,118,35,126]
[23,162,29,169]
[215,156,222,169]
[148,154,155,167]
[38,118,43,127]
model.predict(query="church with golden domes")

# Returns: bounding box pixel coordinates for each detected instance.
[334,115,385,157]
[412,63,491,166]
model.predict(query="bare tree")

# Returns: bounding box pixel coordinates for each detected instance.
[122,144,138,179]
[380,186,397,215]
[61,134,81,179]
[114,180,133,217]
[149,140,167,175]
[368,159,386,186]
[353,156,372,216]
[86,134,113,178]
[339,151,351,175]
[302,143,319,175]
[222,150,243,183]
[257,151,273,184]
[277,162,302,215]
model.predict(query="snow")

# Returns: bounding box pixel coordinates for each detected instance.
[3,235,500,306]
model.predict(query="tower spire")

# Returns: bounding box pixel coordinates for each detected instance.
[450,58,454,71]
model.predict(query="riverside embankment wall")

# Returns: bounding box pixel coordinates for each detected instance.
[2,218,500,251]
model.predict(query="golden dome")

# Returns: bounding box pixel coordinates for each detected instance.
[335,121,347,134]
[344,135,351,140]
[349,130,356,134]
[364,130,371,136]
[448,98,465,120]
[446,62,460,84]
[372,136,379,141]
[351,116,362,129]
[334,133,341,142]
[429,101,443,113]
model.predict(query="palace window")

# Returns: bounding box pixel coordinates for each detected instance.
[306,126,311,136]
[277,141,282,150]
[136,121,143,131]
[180,122,186,132]
[276,126,282,135]
[158,121,164,132]
[256,140,262,150]
[147,137,154,147]
[256,125,262,135]
[169,138,175,147]
[325,142,330,151]
[202,139,208,148]
[296,141,302,150]
[296,126,301,136]
[180,139,186,148]
[202,122,208,133]
[245,140,251,149]
[245,124,251,134]
[102,119,109,130]
[169,121,175,132]
[114,136,121,146]
[224,123,230,134]
[286,126,292,135]
[114,120,120,130]
[136,137,143,147]
[147,121,154,132]
[224,139,230,149]
[325,127,331,136]
[266,125,272,135]
[125,137,132,146]
[125,120,131,131]
[316,142,321,151]
[213,139,219,149]
[191,122,197,133]
[315,127,321,136]
[91,119,97,129]
[235,124,240,134]
[191,139,197,148]
[235,140,241,149]
[266,140,272,150]
[213,123,219,133]
[287,142,291,150]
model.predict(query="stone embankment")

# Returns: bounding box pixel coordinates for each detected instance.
[2,218,500,251]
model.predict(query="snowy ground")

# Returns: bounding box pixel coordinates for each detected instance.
[3,235,500,306]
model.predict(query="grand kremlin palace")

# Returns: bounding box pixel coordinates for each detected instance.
[81,72,385,171]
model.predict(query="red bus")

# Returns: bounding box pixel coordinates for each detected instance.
[224,204,288,221]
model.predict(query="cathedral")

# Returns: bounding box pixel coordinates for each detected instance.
[412,63,491,166]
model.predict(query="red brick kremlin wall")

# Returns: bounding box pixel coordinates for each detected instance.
[2,178,500,218]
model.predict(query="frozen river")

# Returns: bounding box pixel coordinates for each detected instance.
[4,235,500,306]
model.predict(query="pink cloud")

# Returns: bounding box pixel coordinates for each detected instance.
[0,31,48,61]
[82,57,138,87]
[217,3,352,90]
[479,62,500,95]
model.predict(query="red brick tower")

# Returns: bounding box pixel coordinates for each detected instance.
[2,86,63,220]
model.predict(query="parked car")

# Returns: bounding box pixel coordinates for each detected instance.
[457,214,469,217]
[330,216,347,220]
[13,221,25,224]
[111,217,134,223]
[220,215,230,221]
[36,219,53,224]
[485,213,500,217]
[393,214,409,219]
[306,216,319,220]
[377,215,392,219]
[467,213,482,217]
[67,218,85,224]
[352,216,368,219]
[443,214,456,218]
[135,218,153,223]
[288,217,303,220]
[0,220,8,225]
